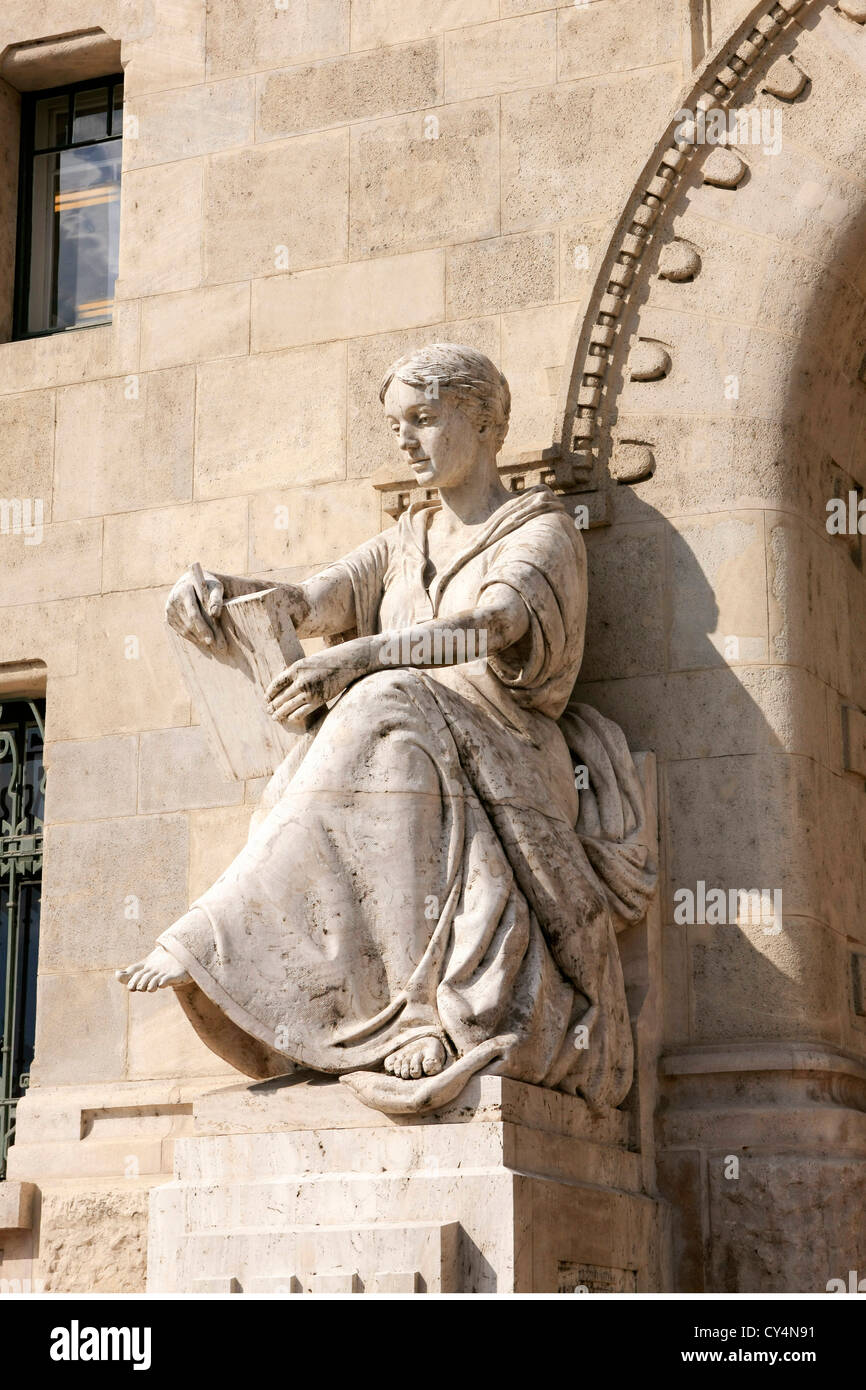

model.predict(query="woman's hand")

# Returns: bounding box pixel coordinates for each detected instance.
[266,644,373,725]
[165,567,226,651]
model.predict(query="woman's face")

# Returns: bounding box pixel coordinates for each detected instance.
[383,378,490,490]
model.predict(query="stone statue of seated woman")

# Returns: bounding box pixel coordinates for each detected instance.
[117,343,655,1116]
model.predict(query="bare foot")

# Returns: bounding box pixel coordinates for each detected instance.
[384,1036,446,1080]
[116,945,191,992]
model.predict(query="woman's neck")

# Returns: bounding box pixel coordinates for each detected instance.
[437,460,511,529]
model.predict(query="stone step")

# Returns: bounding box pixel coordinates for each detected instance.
[192,1072,631,1147]
[153,1221,462,1295]
[169,1120,642,1192]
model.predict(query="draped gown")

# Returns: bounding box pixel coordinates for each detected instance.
[160,487,655,1115]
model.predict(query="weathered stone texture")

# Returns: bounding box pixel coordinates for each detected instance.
[39,1188,150,1294]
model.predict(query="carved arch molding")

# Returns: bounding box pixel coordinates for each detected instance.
[555,0,866,512]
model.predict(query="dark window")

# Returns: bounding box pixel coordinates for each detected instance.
[0,699,44,1179]
[14,75,123,339]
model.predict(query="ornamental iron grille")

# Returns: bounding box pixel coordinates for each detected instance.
[0,699,44,1180]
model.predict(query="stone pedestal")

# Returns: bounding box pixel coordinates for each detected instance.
[147,1072,670,1294]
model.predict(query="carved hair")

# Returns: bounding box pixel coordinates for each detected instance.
[379,342,511,453]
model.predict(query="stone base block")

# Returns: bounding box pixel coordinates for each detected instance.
[147,1072,669,1294]
[0,1180,35,1230]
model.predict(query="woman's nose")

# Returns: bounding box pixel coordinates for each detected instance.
[398,424,418,452]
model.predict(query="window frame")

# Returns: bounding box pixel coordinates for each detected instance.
[12,71,124,342]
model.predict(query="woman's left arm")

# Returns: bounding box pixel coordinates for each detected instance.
[266,583,528,725]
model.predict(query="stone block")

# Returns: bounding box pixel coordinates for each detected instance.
[44,735,139,824]
[138,726,243,814]
[670,512,768,671]
[350,0,498,49]
[0,1181,35,1230]
[756,246,864,384]
[0,390,55,515]
[54,369,195,521]
[558,0,680,80]
[45,590,191,741]
[127,985,238,1082]
[612,307,752,422]
[500,303,577,454]
[606,416,835,528]
[0,520,102,607]
[204,131,349,283]
[252,250,444,352]
[501,70,679,231]
[0,303,139,397]
[0,598,84,684]
[116,160,203,298]
[690,918,841,1046]
[140,280,250,372]
[766,511,839,689]
[124,79,254,171]
[446,231,557,319]
[349,99,499,257]
[559,218,609,303]
[32,973,127,1086]
[257,40,441,139]
[346,318,500,478]
[101,497,248,593]
[120,0,206,96]
[665,752,825,924]
[444,13,556,100]
[581,524,667,681]
[249,481,382,572]
[574,664,830,767]
[188,804,255,901]
[652,213,770,326]
[836,545,866,711]
[207,0,350,78]
[39,812,189,973]
[706,1153,866,1293]
[38,1187,150,1294]
[195,343,346,497]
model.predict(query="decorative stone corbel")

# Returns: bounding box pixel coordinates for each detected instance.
[702,146,747,188]
[658,239,702,282]
[628,340,672,382]
[610,442,656,483]
[762,55,809,99]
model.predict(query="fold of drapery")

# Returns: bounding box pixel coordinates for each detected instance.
[558,701,658,927]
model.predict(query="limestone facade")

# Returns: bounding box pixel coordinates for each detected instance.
[1,0,865,1293]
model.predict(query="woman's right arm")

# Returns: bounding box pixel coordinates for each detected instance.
[165,565,356,648]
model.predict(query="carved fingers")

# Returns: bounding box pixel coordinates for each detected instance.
[266,658,329,725]
[165,568,226,651]
[266,648,371,725]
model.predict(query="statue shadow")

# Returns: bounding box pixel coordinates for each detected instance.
[569,483,805,1064]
